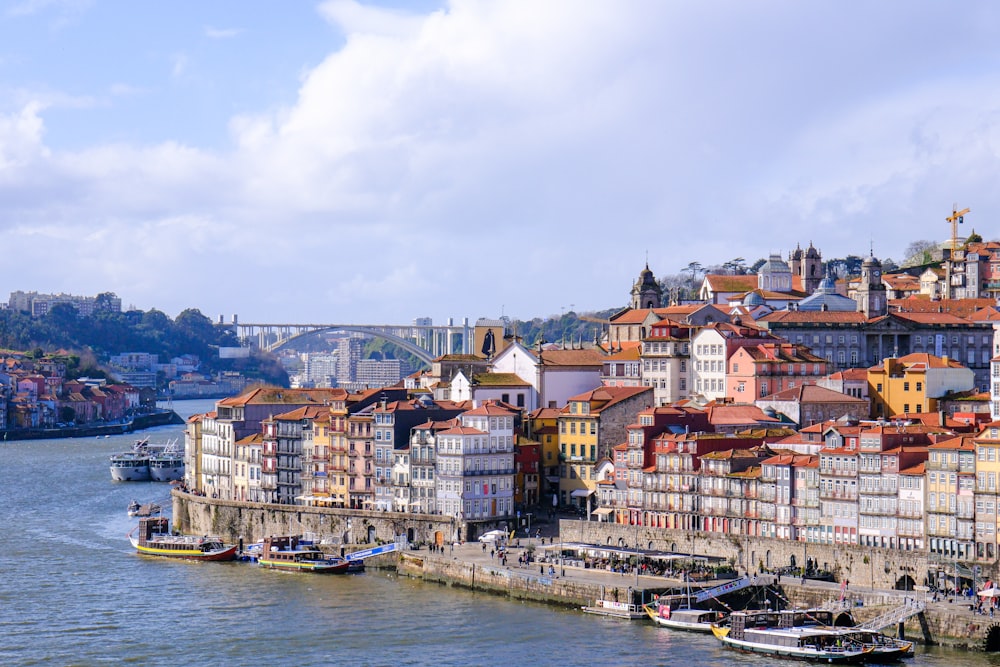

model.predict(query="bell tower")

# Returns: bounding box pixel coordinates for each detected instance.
[630,263,662,310]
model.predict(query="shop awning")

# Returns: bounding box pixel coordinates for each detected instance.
[545,476,561,484]
[570,489,595,498]
[592,507,614,516]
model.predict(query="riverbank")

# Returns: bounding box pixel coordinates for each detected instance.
[1,408,183,441]
[396,538,999,652]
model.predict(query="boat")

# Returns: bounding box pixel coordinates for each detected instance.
[711,611,873,663]
[110,438,184,482]
[257,535,351,573]
[843,629,914,661]
[110,450,150,481]
[148,443,184,482]
[128,516,238,561]
[126,499,162,517]
[643,601,724,633]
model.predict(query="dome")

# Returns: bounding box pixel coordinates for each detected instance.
[805,242,821,259]
[817,274,836,293]
[743,290,766,307]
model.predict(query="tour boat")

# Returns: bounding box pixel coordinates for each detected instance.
[148,442,184,482]
[110,438,184,482]
[128,516,238,561]
[110,450,151,481]
[257,535,351,573]
[711,611,873,663]
[643,599,723,633]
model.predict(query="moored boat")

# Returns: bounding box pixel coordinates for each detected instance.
[843,629,913,661]
[643,601,724,633]
[110,438,184,482]
[126,499,161,517]
[128,516,238,561]
[258,535,350,573]
[710,611,873,663]
[110,450,150,481]
[148,443,184,482]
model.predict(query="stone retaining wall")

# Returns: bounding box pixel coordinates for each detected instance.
[397,552,620,608]
[172,491,457,547]
[570,520,997,589]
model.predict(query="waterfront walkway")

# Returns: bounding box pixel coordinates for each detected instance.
[407,534,998,646]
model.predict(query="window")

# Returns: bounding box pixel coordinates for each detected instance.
[903,382,910,391]
[916,382,922,391]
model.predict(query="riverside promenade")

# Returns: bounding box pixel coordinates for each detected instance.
[397,529,1000,652]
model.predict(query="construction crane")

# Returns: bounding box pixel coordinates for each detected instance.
[946,203,970,253]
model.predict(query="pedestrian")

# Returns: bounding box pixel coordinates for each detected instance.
[490,549,495,560]
[482,542,486,553]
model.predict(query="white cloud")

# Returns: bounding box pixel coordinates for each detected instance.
[204,25,242,39]
[6,1,1000,322]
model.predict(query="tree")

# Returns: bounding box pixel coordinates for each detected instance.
[685,262,703,282]
[902,240,938,267]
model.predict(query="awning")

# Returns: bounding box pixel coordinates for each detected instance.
[570,489,595,498]
[592,507,614,516]
[545,476,560,484]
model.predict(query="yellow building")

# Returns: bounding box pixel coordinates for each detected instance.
[528,407,562,503]
[327,394,350,508]
[556,386,652,508]
[974,422,1000,561]
[310,411,333,504]
[868,353,975,419]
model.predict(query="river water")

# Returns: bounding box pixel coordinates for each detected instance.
[0,399,996,666]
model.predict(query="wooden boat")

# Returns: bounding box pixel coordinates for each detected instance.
[711,611,873,663]
[126,499,162,517]
[843,629,913,661]
[128,516,238,561]
[257,536,350,574]
[643,601,724,633]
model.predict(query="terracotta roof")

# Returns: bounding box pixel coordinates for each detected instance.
[706,404,781,425]
[564,386,652,413]
[758,311,869,325]
[899,463,926,476]
[538,348,605,367]
[890,311,974,326]
[889,297,995,318]
[437,426,488,436]
[274,405,328,421]
[463,402,517,416]
[926,434,976,450]
[760,384,866,404]
[217,386,347,407]
[604,346,641,361]
[703,275,759,292]
[529,408,562,420]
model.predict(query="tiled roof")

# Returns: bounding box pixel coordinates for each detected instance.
[437,426,488,436]
[471,372,531,386]
[704,275,759,292]
[760,384,866,403]
[463,402,517,416]
[891,312,973,325]
[538,348,606,367]
[566,386,652,411]
[889,297,995,318]
[758,311,869,324]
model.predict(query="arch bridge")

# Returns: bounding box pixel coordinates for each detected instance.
[234,320,473,365]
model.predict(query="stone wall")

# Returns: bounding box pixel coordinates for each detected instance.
[397,552,617,608]
[569,519,998,590]
[172,491,458,547]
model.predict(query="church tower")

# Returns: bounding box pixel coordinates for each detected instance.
[630,263,662,310]
[802,242,822,294]
[790,242,823,294]
[855,253,887,318]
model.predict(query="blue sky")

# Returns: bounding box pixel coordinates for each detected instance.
[3,1,1000,325]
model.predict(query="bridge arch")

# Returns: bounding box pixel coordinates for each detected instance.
[261,325,436,365]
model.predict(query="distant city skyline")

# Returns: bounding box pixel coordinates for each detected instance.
[2,1,999,323]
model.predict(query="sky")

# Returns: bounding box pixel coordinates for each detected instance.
[3,1,1000,326]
